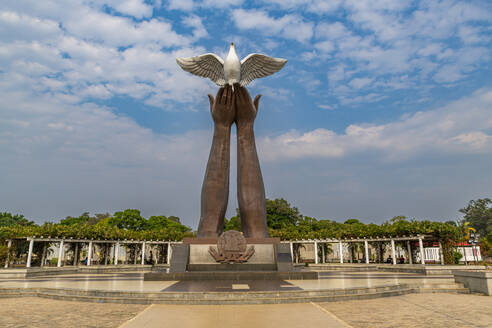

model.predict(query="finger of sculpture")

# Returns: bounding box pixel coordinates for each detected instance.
[208,94,214,111]
[253,94,261,112]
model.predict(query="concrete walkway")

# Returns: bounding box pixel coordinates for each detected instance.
[119,303,350,328]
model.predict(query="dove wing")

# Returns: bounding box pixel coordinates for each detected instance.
[176,53,225,86]
[240,54,287,87]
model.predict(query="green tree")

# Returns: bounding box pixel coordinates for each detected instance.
[459,198,492,237]
[224,215,241,231]
[60,212,90,225]
[266,198,302,229]
[344,219,361,224]
[60,212,110,226]
[109,209,147,231]
[167,216,181,223]
[147,215,191,233]
[0,212,35,227]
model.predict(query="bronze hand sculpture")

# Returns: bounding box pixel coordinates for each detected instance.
[197,84,269,238]
[235,86,269,238]
[197,86,235,237]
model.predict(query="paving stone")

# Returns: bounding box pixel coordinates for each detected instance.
[0,297,147,328]
[319,293,492,328]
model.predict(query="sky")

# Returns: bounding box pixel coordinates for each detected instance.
[1,0,491,227]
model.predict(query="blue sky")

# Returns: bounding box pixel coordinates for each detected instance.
[1,0,491,227]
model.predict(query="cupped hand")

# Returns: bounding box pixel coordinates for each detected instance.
[208,85,235,127]
[234,84,261,127]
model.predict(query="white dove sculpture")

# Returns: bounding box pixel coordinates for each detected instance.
[176,43,287,89]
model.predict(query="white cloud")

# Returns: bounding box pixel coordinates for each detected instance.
[0,2,217,110]
[167,0,195,11]
[348,77,373,89]
[258,88,492,161]
[0,11,59,42]
[314,40,334,53]
[232,9,313,43]
[202,0,243,8]
[258,0,341,13]
[99,0,154,19]
[310,0,492,104]
[167,0,243,11]
[64,10,189,48]
[183,15,208,39]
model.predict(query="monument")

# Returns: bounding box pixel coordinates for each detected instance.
[145,44,316,279]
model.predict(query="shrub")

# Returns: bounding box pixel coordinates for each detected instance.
[453,251,463,264]
[0,244,8,264]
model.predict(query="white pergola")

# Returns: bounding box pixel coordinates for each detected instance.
[281,235,445,265]
[4,235,445,268]
[4,237,181,268]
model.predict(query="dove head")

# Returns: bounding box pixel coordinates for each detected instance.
[227,42,239,60]
[229,42,237,55]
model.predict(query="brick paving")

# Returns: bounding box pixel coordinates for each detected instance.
[0,294,491,328]
[0,297,147,328]
[322,293,492,328]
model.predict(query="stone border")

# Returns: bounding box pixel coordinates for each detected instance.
[0,282,469,305]
[0,265,154,278]
[453,270,492,295]
[144,271,317,281]
[307,264,486,275]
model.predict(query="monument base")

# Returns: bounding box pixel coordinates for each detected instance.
[144,270,318,281]
[184,237,280,272]
[144,235,315,280]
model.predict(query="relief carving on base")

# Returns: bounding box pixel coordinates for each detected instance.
[209,230,255,263]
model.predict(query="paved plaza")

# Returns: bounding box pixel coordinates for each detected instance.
[0,271,457,292]
[0,270,490,327]
[0,293,491,328]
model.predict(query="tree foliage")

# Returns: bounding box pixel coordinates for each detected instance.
[0,212,35,227]
[3,197,488,263]
[0,209,192,241]
[459,198,492,237]
[224,215,241,231]
[266,198,302,229]
[60,212,110,226]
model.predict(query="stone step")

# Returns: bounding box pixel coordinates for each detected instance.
[0,284,471,304]
[26,288,418,305]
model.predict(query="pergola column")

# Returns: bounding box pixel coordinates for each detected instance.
[26,238,34,268]
[419,238,425,265]
[407,241,413,264]
[364,240,369,264]
[74,243,79,266]
[321,243,325,264]
[339,241,343,264]
[348,243,353,263]
[141,242,146,265]
[167,243,172,264]
[114,242,119,265]
[57,240,64,267]
[314,241,318,264]
[87,241,93,266]
[289,242,294,263]
[4,239,12,268]
[41,242,47,267]
[390,239,396,265]
[438,241,444,265]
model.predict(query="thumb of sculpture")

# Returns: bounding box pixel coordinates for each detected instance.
[207,94,214,112]
[254,94,261,112]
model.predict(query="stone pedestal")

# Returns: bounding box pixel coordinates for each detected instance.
[147,235,316,280]
[184,237,280,272]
